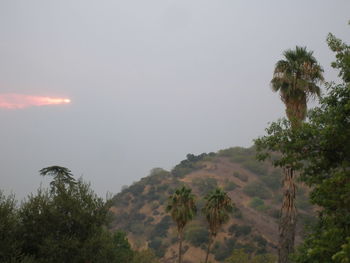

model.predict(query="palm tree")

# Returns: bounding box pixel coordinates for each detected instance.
[271,46,324,128]
[166,186,196,263]
[202,188,234,263]
[271,46,324,263]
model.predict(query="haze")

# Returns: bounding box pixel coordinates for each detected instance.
[1,0,349,200]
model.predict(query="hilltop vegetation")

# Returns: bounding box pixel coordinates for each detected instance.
[110,147,314,263]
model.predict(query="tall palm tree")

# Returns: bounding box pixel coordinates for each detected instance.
[166,186,196,263]
[271,46,324,263]
[202,188,234,263]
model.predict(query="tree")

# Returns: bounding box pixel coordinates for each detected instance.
[202,188,234,263]
[19,166,119,263]
[271,46,324,128]
[255,29,350,263]
[270,46,324,263]
[0,191,22,262]
[166,186,197,263]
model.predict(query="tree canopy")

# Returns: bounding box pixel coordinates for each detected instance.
[255,30,350,262]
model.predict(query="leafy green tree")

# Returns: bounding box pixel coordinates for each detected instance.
[0,191,22,262]
[202,188,234,263]
[255,29,350,263]
[166,186,197,263]
[19,166,119,263]
[327,29,350,83]
[270,46,324,263]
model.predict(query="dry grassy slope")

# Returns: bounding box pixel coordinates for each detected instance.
[110,148,314,263]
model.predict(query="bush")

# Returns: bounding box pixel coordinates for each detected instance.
[249,197,264,208]
[184,224,209,247]
[243,182,271,199]
[233,171,248,182]
[224,180,238,191]
[261,169,282,191]
[250,197,270,212]
[192,177,217,195]
[148,237,166,258]
[242,159,268,176]
[218,147,256,163]
[232,206,243,219]
[152,216,172,237]
[171,153,209,178]
[228,224,252,237]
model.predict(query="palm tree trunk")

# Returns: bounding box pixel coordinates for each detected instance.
[178,230,183,263]
[204,234,213,263]
[278,166,297,263]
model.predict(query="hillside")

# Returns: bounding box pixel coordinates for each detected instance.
[109,147,315,263]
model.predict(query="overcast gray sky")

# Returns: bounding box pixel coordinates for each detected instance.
[0,0,349,200]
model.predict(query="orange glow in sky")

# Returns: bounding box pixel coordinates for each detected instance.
[0,94,71,109]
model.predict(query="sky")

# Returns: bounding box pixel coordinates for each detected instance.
[0,0,349,200]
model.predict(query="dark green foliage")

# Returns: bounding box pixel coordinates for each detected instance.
[171,153,211,178]
[260,170,282,191]
[249,197,269,212]
[256,31,350,262]
[225,249,276,263]
[253,235,268,250]
[212,241,233,261]
[0,192,22,262]
[152,215,172,237]
[129,222,145,235]
[224,180,238,191]
[267,208,280,219]
[192,177,218,195]
[128,183,146,196]
[111,231,134,262]
[243,182,271,199]
[327,32,350,83]
[218,147,256,163]
[148,237,166,258]
[232,171,248,182]
[228,224,252,237]
[249,197,264,208]
[184,224,209,247]
[241,159,268,176]
[132,249,160,263]
[15,166,134,263]
[232,206,243,219]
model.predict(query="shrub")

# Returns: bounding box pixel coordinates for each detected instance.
[224,180,238,191]
[184,225,209,247]
[243,182,271,199]
[192,177,217,195]
[218,147,255,163]
[250,197,270,212]
[242,159,268,176]
[233,171,248,182]
[228,224,252,237]
[261,169,282,191]
[152,216,172,237]
[249,197,264,208]
[171,153,209,178]
[232,206,243,219]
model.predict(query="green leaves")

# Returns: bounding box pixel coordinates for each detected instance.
[166,186,197,232]
[202,188,234,237]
